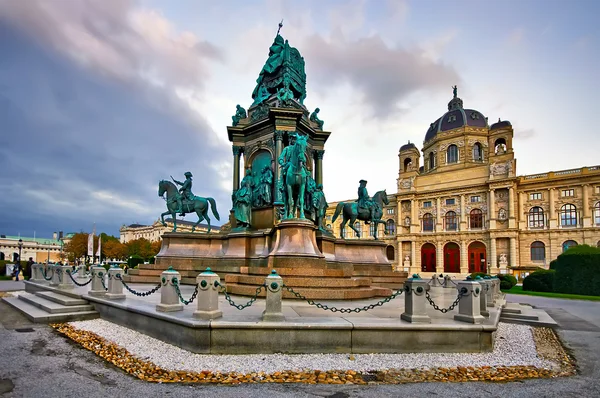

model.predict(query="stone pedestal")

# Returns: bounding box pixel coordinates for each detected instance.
[58,265,74,290]
[30,264,44,283]
[454,280,485,324]
[193,268,222,320]
[262,271,284,322]
[89,266,107,297]
[106,267,126,300]
[476,277,489,317]
[156,268,183,312]
[401,276,431,323]
[77,264,88,280]
[50,265,61,287]
[267,219,325,268]
[484,276,495,307]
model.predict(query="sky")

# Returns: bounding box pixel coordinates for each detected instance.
[0,0,598,238]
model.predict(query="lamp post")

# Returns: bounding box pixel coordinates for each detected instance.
[17,238,23,264]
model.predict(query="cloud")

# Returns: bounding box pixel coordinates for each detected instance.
[302,33,460,118]
[515,128,536,140]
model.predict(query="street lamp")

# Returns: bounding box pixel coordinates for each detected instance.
[17,238,23,264]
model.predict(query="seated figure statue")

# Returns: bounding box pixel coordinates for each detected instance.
[310,108,324,130]
[231,105,247,126]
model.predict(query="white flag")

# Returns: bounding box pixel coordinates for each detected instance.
[96,235,102,258]
[87,225,95,257]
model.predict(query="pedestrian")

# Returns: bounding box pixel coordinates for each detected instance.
[26,257,34,280]
[13,261,21,281]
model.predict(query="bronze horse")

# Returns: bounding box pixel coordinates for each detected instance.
[331,190,389,239]
[284,135,308,219]
[158,180,220,232]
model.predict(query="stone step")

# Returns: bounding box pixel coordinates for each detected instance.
[241,267,352,278]
[2,297,98,323]
[499,311,539,321]
[225,274,372,288]
[225,283,381,300]
[371,283,404,290]
[501,307,523,314]
[19,292,95,314]
[353,270,408,278]
[35,291,89,306]
[367,276,407,283]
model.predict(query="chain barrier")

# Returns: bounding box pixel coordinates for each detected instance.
[172,279,198,305]
[447,278,458,287]
[115,274,162,297]
[71,268,78,275]
[216,282,264,310]
[284,285,404,313]
[425,288,466,313]
[66,270,92,287]
[98,272,108,291]
[41,267,54,281]
[56,268,63,283]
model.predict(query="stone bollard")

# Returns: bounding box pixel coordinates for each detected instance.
[58,265,74,290]
[484,276,495,307]
[77,264,88,280]
[262,270,285,322]
[50,264,61,287]
[492,277,500,298]
[30,264,42,283]
[401,274,431,323]
[193,268,222,320]
[156,267,183,312]
[475,277,489,317]
[106,266,126,299]
[88,266,107,297]
[454,277,485,324]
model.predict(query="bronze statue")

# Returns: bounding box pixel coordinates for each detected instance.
[304,174,317,220]
[309,108,324,130]
[452,85,458,99]
[158,180,220,232]
[278,132,308,219]
[231,105,247,126]
[252,34,285,101]
[233,168,253,227]
[356,179,376,223]
[312,184,328,231]
[255,165,273,207]
[333,188,389,239]
[171,172,195,216]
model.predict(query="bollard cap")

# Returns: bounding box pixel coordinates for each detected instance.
[110,264,120,269]
[267,269,281,279]
[271,269,278,275]
[483,275,491,279]
[475,276,482,280]
[466,275,473,281]
[201,267,216,275]
[411,273,421,279]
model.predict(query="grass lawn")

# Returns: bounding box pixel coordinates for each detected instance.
[503,285,600,301]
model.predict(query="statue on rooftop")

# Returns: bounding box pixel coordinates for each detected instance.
[252,34,286,100]
[231,105,247,126]
[452,85,458,99]
[310,108,324,130]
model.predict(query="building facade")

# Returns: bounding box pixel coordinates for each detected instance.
[326,93,600,279]
[0,234,64,263]
[119,219,219,243]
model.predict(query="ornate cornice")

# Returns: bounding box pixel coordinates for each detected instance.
[232,145,243,156]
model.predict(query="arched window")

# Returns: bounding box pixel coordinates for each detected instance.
[422,213,434,232]
[444,211,457,231]
[354,222,361,238]
[494,138,507,154]
[528,207,544,229]
[447,144,458,164]
[429,152,435,170]
[562,240,577,252]
[385,219,396,235]
[403,158,412,172]
[560,204,577,227]
[470,209,483,229]
[473,142,483,161]
[386,245,395,261]
[530,241,545,261]
[594,202,600,225]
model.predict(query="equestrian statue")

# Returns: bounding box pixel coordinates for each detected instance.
[331,180,389,240]
[158,171,220,232]
[278,132,309,219]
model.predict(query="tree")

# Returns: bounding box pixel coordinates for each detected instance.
[151,241,162,256]
[103,239,127,261]
[125,238,154,260]
[63,233,88,262]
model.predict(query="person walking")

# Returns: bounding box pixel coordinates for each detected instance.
[13,260,21,281]
[26,257,34,279]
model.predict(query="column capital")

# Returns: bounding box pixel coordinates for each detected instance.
[232,145,243,156]
[314,149,325,159]
[274,130,286,141]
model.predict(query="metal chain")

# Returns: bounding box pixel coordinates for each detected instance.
[66,270,92,287]
[71,268,78,275]
[172,279,198,305]
[216,282,264,310]
[41,267,54,281]
[98,272,108,291]
[425,289,466,313]
[116,274,161,297]
[284,285,404,313]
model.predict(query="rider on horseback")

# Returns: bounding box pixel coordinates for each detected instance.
[357,179,376,224]
[278,132,298,183]
[171,171,194,216]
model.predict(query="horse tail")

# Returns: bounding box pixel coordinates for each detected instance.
[208,197,220,221]
[331,202,344,223]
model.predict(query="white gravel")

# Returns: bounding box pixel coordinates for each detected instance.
[69,320,554,374]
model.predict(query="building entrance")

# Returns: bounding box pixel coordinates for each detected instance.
[421,243,436,272]
[468,241,487,273]
[443,242,460,273]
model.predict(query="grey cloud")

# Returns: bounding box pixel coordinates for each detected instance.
[303,34,460,118]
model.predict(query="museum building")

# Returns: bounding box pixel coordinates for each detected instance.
[326,92,600,279]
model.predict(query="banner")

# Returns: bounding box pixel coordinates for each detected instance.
[87,225,95,257]
[96,235,102,259]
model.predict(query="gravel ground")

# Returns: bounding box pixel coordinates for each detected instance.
[69,319,554,374]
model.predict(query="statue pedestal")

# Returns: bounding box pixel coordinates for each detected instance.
[267,219,325,268]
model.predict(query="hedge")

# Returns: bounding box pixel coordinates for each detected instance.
[523,269,555,292]
[127,255,145,269]
[552,249,600,296]
[497,274,517,290]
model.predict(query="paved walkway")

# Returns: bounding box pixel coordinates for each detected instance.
[0,280,25,292]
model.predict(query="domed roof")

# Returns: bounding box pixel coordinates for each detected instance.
[490,118,511,130]
[424,90,488,143]
[400,141,417,152]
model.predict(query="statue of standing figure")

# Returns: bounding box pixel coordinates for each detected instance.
[233,168,254,227]
[312,184,328,231]
[255,165,273,207]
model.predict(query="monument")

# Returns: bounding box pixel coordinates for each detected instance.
[127,24,407,298]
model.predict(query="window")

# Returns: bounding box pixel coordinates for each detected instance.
[385,219,396,235]
[369,223,376,237]
[446,198,455,205]
[403,158,412,172]
[473,142,483,161]
[562,240,577,252]
[354,222,361,238]
[562,189,574,197]
[423,213,434,232]
[594,202,600,225]
[444,211,457,231]
[386,208,395,215]
[494,138,507,154]
[423,201,432,208]
[560,204,577,227]
[428,152,435,170]
[341,226,346,239]
[471,195,481,203]
[530,241,545,261]
[528,207,545,229]
[447,144,458,164]
[470,209,483,229]
[596,186,600,194]
[530,193,542,200]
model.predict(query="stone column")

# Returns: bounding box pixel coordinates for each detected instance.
[30,264,42,283]
[490,237,497,269]
[454,279,485,324]
[397,243,403,272]
[509,237,517,269]
[548,188,557,228]
[156,268,183,312]
[274,130,284,204]
[508,186,516,228]
[488,189,496,229]
[58,265,74,290]
[436,242,444,274]
[460,240,468,274]
[518,191,526,229]
[411,240,417,273]
[484,276,495,306]
[436,197,442,231]
[582,184,591,227]
[401,276,431,323]
[193,268,223,320]
[410,199,419,234]
[89,266,107,297]
[314,150,324,186]
[232,145,242,194]
[459,194,467,231]
[106,266,126,299]
[262,270,285,322]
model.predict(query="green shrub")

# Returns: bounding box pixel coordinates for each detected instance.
[127,255,144,269]
[523,269,555,292]
[497,274,517,290]
[149,256,155,264]
[552,251,600,296]
[469,272,491,280]
[561,244,600,255]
